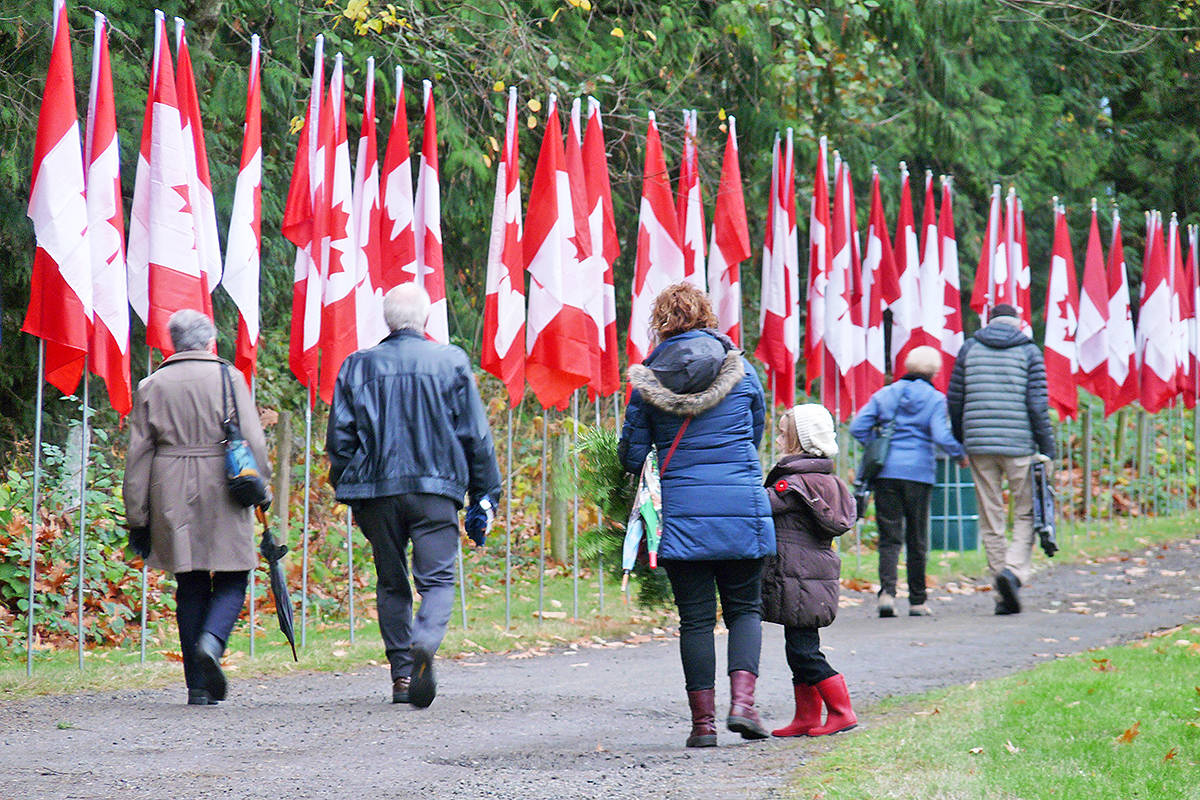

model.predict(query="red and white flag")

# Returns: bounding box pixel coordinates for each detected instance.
[524,95,592,409]
[174,18,220,307]
[915,170,942,352]
[84,11,130,416]
[1138,210,1175,413]
[1076,202,1107,402]
[414,80,448,344]
[888,162,921,374]
[221,33,262,387]
[705,115,750,346]
[482,86,525,406]
[1103,210,1138,415]
[583,97,621,397]
[1015,196,1034,337]
[1044,200,1079,420]
[282,35,326,390]
[23,0,92,395]
[759,130,800,406]
[126,10,206,355]
[1185,226,1200,408]
[351,58,387,350]
[676,109,706,292]
[565,98,606,393]
[1168,214,1191,402]
[937,176,963,391]
[969,184,1009,321]
[825,152,858,420]
[379,66,416,292]
[859,166,895,400]
[628,111,685,369]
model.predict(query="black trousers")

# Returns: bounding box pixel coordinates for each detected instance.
[352,493,459,682]
[874,477,932,605]
[784,626,837,686]
[661,558,764,692]
[175,570,249,690]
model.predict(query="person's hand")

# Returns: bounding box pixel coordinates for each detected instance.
[464,495,497,547]
[958,456,969,468]
[128,526,151,559]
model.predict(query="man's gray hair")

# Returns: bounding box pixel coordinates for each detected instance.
[384,283,431,332]
[168,309,217,353]
[904,345,942,378]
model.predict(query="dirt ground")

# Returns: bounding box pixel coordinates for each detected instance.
[2,537,1197,800]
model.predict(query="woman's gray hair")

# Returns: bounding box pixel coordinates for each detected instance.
[383,283,431,332]
[904,345,942,377]
[167,309,217,353]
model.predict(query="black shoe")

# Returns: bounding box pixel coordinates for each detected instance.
[392,676,411,704]
[994,600,1018,615]
[994,569,1021,615]
[196,632,228,702]
[408,646,437,708]
[187,688,213,706]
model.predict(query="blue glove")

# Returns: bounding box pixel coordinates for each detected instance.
[464,495,497,547]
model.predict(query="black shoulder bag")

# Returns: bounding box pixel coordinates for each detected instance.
[852,385,908,517]
[221,364,270,508]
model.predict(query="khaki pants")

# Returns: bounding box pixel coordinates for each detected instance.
[968,453,1036,584]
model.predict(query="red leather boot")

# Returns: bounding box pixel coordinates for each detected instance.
[686,689,717,748]
[726,670,769,740]
[771,682,823,737]
[808,673,857,736]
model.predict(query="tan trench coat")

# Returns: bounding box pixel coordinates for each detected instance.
[123,351,271,574]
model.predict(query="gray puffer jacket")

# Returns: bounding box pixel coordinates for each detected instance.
[947,318,1056,458]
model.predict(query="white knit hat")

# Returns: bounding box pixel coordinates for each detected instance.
[791,404,838,458]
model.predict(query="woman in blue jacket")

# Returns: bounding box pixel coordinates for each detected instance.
[620,283,774,748]
[850,346,965,617]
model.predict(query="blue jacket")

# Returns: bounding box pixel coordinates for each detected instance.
[849,374,965,485]
[618,330,775,562]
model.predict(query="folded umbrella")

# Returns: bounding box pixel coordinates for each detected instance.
[1030,460,1058,558]
[254,506,298,661]
[621,451,663,594]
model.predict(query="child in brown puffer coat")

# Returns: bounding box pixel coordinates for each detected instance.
[762,404,859,737]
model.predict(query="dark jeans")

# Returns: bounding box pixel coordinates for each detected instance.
[175,570,249,690]
[661,558,764,692]
[353,493,459,682]
[874,478,932,605]
[784,626,837,686]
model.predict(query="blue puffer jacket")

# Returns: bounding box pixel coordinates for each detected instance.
[849,374,965,486]
[618,330,775,561]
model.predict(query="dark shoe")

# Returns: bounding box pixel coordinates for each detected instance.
[187,688,213,706]
[808,673,857,736]
[685,689,717,748]
[726,670,769,740]
[994,599,1018,615]
[408,645,437,708]
[994,569,1021,615]
[392,676,411,704]
[772,683,823,737]
[878,592,896,618]
[195,632,227,702]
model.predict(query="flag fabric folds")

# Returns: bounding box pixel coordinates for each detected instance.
[825,152,858,421]
[582,97,621,397]
[859,166,895,400]
[1185,227,1200,408]
[1076,202,1107,402]
[760,130,800,406]
[380,67,417,293]
[351,58,387,351]
[676,109,706,292]
[916,170,942,354]
[1043,201,1079,420]
[969,184,1008,321]
[1138,210,1174,413]
[706,116,750,346]
[888,163,920,375]
[414,80,448,344]
[937,176,963,391]
[1103,210,1139,415]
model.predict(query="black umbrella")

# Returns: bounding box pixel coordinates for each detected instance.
[1031,460,1059,558]
[255,506,298,661]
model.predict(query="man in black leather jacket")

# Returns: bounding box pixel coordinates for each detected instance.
[327,283,501,707]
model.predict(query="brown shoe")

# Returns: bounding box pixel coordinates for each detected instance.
[726,670,769,740]
[392,676,411,704]
[685,689,717,747]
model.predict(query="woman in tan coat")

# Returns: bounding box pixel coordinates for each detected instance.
[123,310,271,705]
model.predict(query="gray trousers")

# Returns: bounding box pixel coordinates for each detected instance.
[352,494,459,681]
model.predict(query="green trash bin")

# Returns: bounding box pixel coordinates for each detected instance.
[930,457,978,551]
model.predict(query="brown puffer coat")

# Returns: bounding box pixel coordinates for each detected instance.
[760,454,856,629]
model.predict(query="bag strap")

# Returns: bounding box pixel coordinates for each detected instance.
[659,417,691,473]
[220,364,239,428]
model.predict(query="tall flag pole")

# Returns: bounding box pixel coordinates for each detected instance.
[1139,210,1174,413]
[1044,198,1080,420]
[676,109,706,291]
[1186,226,1200,409]
[800,134,828,398]
[937,176,962,391]
[859,165,895,400]
[759,129,800,406]
[380,67,417,292]
[826,151,857,421]
[222,33,262,386]
[889,162,920,374]
[565,98,606,393]
[1104,209,1139,415]
[85,11,131,417]
[414,80,448,344]
[351,57,387,350]
[706,115,750,346]
[1076,199,1107,402]
[583,97,621,397]
[916,169,942,352]
[1016,196,1034,337]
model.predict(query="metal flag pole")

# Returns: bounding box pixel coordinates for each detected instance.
[594,395,603,612]
[76,362,91,670]
[504,405,513,629]
[26,342,46,676]
[538,412,548,623]
[346,507,355,643]
[249,374,256,658]
[140,350,152,664]
[571,391,580,620]
[301,388,312,648]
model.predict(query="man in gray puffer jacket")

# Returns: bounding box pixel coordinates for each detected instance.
[947,304,1056,615]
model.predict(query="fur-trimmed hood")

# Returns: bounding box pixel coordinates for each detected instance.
[628,330,746,416]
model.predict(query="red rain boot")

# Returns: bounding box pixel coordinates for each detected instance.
[808,673,857,736]
[685,689,717,748]
[726,670,769,740]
[772,682,823,737]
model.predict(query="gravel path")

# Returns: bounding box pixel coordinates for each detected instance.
[3,538,1197,800]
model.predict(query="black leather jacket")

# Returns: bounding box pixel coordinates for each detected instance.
[326,329,501,506]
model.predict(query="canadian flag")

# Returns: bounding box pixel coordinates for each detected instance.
[1015,196,1034,337]
[888,163,921,374]
[1076,202,1107,402]
[969,184,1009,321]
[414,80,449,344]
[676,109,706,292]
[1138,210,1174,412]
[705,115,750,346]
[583,97,621,397]
[825,152,858,421]
[1103,210,1139,415]
[221,33,262,387]
[858,166,896,401]
[379,67,416,292]
[915,170,943,353]
[482,86,525,406]
[937,176,963,391]
[1168,214,1191,402]
[565,99,607,392]
[627,112,685,369]
[524,95,592,409]
[84,11,130,416]
[1044,200,1079,420]
[760,129,800,406]
[174,19,221,307]
[1185,226,1200,408]
[801,135,829,396]
[282,35,326,390]
[23,0,92,395]
[351,58,388,350]
[126,10,206,356]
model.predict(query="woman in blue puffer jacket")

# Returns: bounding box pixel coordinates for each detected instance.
[850,345,965,618]
[620,283,775,749]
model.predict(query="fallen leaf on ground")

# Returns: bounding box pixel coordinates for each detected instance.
[969,747,984,755]
[913,708,940,716]
[1091,658,1115,672]
[1117,721,1141,744]
[1164,747,1178,761]
[1004,740,1020,754]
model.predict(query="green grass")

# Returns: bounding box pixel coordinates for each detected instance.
[791,625,1200,800]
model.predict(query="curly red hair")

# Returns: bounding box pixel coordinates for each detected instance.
[649,283,718,340]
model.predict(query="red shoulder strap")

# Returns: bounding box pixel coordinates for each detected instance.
[659,417,691,473]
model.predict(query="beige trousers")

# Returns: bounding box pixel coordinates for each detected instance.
[968,453,1036,584]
